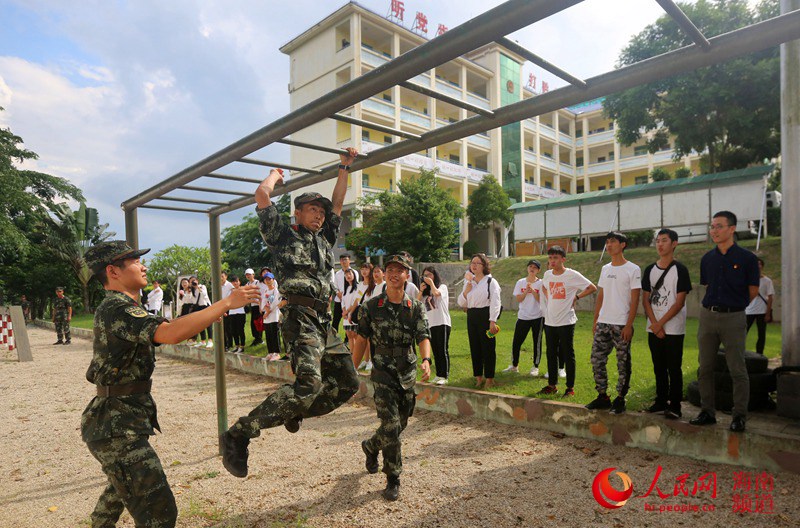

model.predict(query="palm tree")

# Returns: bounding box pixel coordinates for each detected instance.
[45,203,114,313]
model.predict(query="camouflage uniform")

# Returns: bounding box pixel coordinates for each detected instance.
[590,323,632,397]
[53,294,72,342]
[81,241,177,528]
[227,200,359,439]
[358,290,430,477]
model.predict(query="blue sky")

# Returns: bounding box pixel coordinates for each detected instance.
[1,0,677,256]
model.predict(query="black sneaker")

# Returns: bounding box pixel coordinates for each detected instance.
[383,476,400,501]
[220,431,250,478]
[250,339,263,346]
[664,407,682,420]
[362,440,379,474]
[730,415,746,432]
[538,385,558,395]
[689,411,717,426]
[53,340,64,345]
[284,416,303,434]
[585,394,612,410]
[562,388,575,398]
[645,402,667,413]
[609,396,626,415]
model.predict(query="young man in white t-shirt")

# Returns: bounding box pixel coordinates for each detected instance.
[221,271,235,352]
[504,259,544,376]
[540,246,596,396]
[745,257,774,355]
[642,229,692,419]
[587,232,642,414]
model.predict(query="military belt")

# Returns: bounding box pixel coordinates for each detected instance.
[285,294,329,314]
[374,345,413,357]
[96,380,152,397]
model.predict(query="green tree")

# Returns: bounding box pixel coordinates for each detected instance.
[674,167,692,179]
[354,169,463,262]
[650,167,672,182]
[344,226,370,263]
[603,0,780,173]
[44,203,115,313]
[466,175,513,255]
[146,245,220,302]
[221,193,290,272]
[0,107,83,261]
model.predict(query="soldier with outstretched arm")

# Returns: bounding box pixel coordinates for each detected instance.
[351,254,432,501]
[220,148,361,478]
[81,241,260,528]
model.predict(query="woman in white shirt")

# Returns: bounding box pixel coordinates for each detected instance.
[418,266,451,385]
[356,264,385,371]
[261,272,282,360]
[340,269,360,349]
[457,254,502,389]
[185,276,213,348]
[227,275,247,353]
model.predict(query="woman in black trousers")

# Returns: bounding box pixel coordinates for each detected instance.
[457,254,502,389]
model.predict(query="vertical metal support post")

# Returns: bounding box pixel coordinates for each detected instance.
[778,0,800,418]
[209,213,228,447]
[124,208,139,249]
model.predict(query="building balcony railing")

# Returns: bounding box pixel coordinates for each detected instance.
[400,107,431,128]
[466,92,490,110]
[558,131,573,145]
[362,97,395,118]
[618,153,648,170]
[539,156,557,171]
[467,134,490,149]
[586,129,615,145]
[587,160,615,175]
[361,45,391,67]
[653,149,675,163]
[539,124,556,141]
[412,72,431,86]
[525,182,562,199]
[435,79,463,99]
[524,149,536,164]
[560,162,574,176]
[360,140,488,184]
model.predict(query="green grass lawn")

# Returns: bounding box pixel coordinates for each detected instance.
[67,304,782,412]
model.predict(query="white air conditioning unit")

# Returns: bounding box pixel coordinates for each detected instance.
[766,190,782,208]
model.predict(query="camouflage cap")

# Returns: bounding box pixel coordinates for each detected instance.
[85,240,150,275]
[384,254,413,271]
[294,192,332,213]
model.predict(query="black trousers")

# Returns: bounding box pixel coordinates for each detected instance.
[429,325,451,379]
[648,332,684,410]
[223,313,233,348]
[229,313,246,347]
[265,322,281,354]
[249,305,263,342]
[746,313,767,355]
[467,307,496,378]
[544,324,575,388]
[332,301,343,333]
[191,306,212,340]
[511,317,543,368]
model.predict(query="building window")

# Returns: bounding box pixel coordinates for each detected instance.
[449,154,460,163]
[597,156,606,163]
[609,181,616,189]
[576,157,584,166]
[384,136,393,145]
[608,151,615,161]
[598,185,606,191]
[635,175,648,185]
[634,145,648,156]
[362,173,370,187]
[382,93,392,102]
[362,130,370,140]
[577,185,585,193]
[544,181,553,189]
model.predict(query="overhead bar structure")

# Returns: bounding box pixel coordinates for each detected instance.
[119,0,800,446]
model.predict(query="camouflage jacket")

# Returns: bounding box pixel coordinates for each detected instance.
[257,203,340,301]
[53,296,72,316]
[81,291,166,443]
[357,291,430,390]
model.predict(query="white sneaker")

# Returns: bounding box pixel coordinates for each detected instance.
[558,368,567,378]
[431,376,442,383]
[530,367,539,377]
[364,361,373,372]
[436,378,448,386]
[502,365,519,373]
[205,340,214,348]
[357,360,367,370]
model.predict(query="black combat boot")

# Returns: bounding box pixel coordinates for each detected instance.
[64,339,71,345]
[362,440,378,474]
[284,416,303,434]
[53,340,64,345]
[383,476,400,501]
[220,430,250,478]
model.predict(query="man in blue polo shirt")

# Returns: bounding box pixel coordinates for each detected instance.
[690,211,759,432]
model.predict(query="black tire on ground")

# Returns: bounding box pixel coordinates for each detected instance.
[715,350,769,374]
[713,369,777,394]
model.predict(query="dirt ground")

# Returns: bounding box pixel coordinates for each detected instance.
[1,326,799,528]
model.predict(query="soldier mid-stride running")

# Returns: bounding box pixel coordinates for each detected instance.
[220,149,361,478]
[81,241,259,528]
[352,254,432,501]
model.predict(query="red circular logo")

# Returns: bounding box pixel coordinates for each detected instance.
[592,467,634,509]
[506,80,515,93]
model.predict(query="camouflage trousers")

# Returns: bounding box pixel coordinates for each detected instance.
[590,323,632,397]
[230,306,359,438]
[54,315,71,341]
[86,435,177,528]
[364,381,416,478]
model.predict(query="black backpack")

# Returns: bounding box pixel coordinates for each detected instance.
[487,276,503,321]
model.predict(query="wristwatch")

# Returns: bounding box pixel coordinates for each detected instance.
[338,164,350,171]
[421,357,432,365]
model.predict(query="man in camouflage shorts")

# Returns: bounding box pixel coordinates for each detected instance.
[220,149,361,478]
[81,240,259,528]
[52,286,72,345]
[352,254,432,501]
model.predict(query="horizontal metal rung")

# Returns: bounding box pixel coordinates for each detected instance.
[238,158,322,174]
[399,81,494,117]
[178,185,253,197]
[331,114,422,141]
[277,139,369,158]
[496,38,587,89]
[156,196,229,206]
[140,204,209,214]
[204,173,263,184]
[655,0,711,49]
